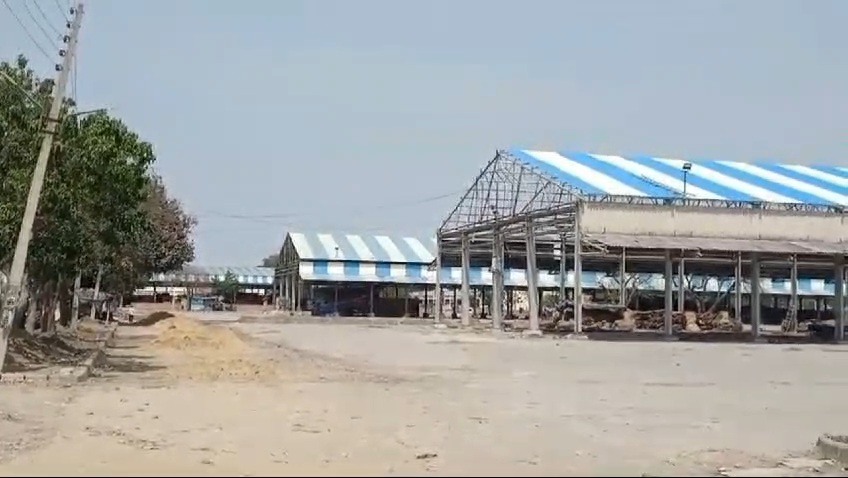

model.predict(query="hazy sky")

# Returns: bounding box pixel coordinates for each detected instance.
[2,0,846,265]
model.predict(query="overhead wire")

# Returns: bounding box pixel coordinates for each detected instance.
[20,0,59,50]
[2,0,54,61]
[31,0,62,37]
[197,188,465,222]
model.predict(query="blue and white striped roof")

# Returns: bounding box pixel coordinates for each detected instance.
[510,149,848,206]
[288,232,436,264]
[298,261,846,296]
[150,266,274,286]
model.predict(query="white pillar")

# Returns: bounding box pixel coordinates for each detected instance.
[734,252,743,321]
[619,248,626,307]
[573,203,584,334]
[559,234,567,301]
[664,250,673,335]
[491,231,504,329]
[677,257,685,312]
[835,255,845,342]
[525,219,539,332]
[460,234,471,327]
[789,254,798,330]
[434,235,443,322]
[751,254,761,339]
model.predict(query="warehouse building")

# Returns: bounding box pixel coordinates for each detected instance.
[435,149,848,339]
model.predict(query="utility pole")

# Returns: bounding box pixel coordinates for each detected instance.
[0,2,85,372]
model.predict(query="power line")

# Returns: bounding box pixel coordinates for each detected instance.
[198,189,464,221]
[2,0,54,61]
[21,0,59,49]
[31,0,62,37]
[51,0,67,19]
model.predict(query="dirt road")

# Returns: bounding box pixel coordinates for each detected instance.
[1,315,847,476]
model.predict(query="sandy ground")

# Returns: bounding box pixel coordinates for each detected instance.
[2,314,848,477]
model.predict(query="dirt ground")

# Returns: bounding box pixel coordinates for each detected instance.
[2,313,848,477]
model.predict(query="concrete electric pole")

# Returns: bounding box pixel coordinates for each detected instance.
[0,2,85,372]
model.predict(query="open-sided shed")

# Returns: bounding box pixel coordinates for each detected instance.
[437,149,848,338]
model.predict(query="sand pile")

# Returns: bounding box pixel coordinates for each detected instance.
[149,315,278,382]
[151,315,248,353]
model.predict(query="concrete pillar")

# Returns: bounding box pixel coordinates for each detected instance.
[664,250,673,335]
[369,283,375,317]
[677,257,685,312]
[573,203,584,334]
[296,280,302,312]
[835,256,845,342]
[291,276,298,312]
[491,231,504,329]
[333,284,339,316]
[525,219,540,332]
[734,252,743,321]
[751,253,761,339]
[789,254,798,330]
[559,234,567,301]
[452,287,458,319]
[460,234,471,326]
[284,274,291,311]
[619,248,626,307]
[424,286,429,317]
[434,237,443,322]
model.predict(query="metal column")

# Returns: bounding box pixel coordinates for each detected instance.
[491,231,504,329]
[460,234,471,326]
[559,234,567,301]
[573,203,584,334]
[525,219,540,332]
[284,274,291,311]
[434,235,443,322]
[677,257,685,312]
[750,254,761,339]
[619,248,626,307]
[788,254,798,331]
[369,283,375,317]
[835,256,845,342]
[734,252,743,321]
[664,250,673,336]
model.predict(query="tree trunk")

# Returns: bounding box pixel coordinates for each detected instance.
[12,273,30,330]
[58,277,72,327]
[25,283,43,334]
[38,281,56,334]
[90,265,103,321]
[69,270,81,328]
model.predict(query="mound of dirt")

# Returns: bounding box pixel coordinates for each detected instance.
[130,311,175,327]
[151,315,248,353]
[3,329,89,373]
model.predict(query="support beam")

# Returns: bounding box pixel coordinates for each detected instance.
[664,250,673,336]
[787,254,798,332]
[559,234,567,301]
[835,255,845,342]
[369,283,375,317]
[750,254,761,339]
[734,252,742,321]
[619,248,626,307]
[434,235,443,322]
[460,234,471,326]
[491,231,504,329]
[573,203,584,335]
[677,257,685,312]
[525,219,540,332]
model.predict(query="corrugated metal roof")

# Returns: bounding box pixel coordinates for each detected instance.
[587,233,848,255]
[288,232,436,264]
[297,261,845,296]
[150,266,274,286]
[510,149,848,206]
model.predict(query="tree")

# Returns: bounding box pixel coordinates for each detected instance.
[0,54,196,333]
[212,270,240,304]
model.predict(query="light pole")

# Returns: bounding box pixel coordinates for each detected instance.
[681,162,692,198]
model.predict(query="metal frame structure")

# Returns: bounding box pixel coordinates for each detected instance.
[435,150,848,340]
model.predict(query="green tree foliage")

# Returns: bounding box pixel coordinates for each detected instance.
[212,270,240,304]
[0,54,196,328]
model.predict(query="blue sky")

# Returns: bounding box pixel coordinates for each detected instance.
[2,0,846,265]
